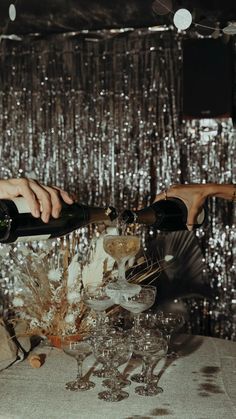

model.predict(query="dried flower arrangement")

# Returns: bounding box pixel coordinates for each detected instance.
[10,239,93,338]
[9,229,165,339]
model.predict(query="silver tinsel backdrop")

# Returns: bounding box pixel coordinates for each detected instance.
[0,29,235,338]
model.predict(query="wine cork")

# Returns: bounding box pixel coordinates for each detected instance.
[28,353,46,368]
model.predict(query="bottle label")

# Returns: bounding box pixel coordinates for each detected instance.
[16,234,51,242]
[12,197,50,241]
[12,197,31,213]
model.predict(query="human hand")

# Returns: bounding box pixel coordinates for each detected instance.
[0,178,74,223]
[153,184,209,231]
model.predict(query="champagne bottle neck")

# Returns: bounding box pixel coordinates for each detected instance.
[86,205,117,223]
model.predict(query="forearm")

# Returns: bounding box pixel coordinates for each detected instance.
[203,183,236,201]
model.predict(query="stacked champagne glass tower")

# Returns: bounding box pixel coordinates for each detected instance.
[61,231,184,401]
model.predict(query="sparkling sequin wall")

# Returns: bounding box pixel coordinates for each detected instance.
[0,29,235,338]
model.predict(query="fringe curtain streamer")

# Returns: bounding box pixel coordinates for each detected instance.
[0,31,182,208]
[0,30,235,338]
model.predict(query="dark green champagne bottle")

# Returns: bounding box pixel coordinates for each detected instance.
[0,197,117,243]
[121,198,205,231]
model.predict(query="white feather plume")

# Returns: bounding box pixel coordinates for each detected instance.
[67,253,81,288]
[82,227,118,287]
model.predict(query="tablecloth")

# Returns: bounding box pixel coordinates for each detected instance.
[0,334,235,419]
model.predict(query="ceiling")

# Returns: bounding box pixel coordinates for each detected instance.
[0,0,236,37]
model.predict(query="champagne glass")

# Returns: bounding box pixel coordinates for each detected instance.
[89,328,116,379]
[130,312,162,383]
[155,311,185,358]
[92,331,133,402]
[133,329,167,396]
[61,335,95,391]
[81,284,115,378]
[103,234,141,300]
[119,285,157,336]
[81,284,115,331]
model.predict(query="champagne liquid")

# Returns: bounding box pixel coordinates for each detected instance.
[103,233,141,297]
[103,235,140,262]
[83,298,114,311]
[119,301,153,314]
[105,284,142,304]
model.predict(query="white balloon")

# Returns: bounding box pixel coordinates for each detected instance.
[173,8,192,30]
[9,4,16,21]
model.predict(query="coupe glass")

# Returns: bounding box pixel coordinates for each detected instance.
[119,285,157,336]
[130,312,161,383]
[61,335,95,391]
[155,311,185,358]
[81,284,115,378]
[103,235,141,300]
[92,331,133,402]
[133,329,167,396]
[81,284,115,330]
[89,328,115,379]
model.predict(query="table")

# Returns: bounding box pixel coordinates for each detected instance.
[0,335,235,419]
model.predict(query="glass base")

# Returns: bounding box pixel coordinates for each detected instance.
[103,377,131,388]
[167,350,179,359]
[98,389,129,402]
[135,384,163,396]
[131,373,159,383]
[65,379,95,391]
[93,367,109,378]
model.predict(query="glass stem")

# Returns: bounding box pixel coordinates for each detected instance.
[166,334,171,343]
[142,357,152,388]
[166,334,171,352]
[117,259,127,283]
[133,313,141,334]
[76,358,83,381]
[109,366,121,393]
[150,358,160,381]
[142,356,150,384]
[96,311,106,329]
[139,359,148,379]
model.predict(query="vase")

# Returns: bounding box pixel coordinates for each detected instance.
[47,334,82,349]
[47,335,62,348]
